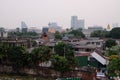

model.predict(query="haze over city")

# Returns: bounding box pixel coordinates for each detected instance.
[0,0,120,29]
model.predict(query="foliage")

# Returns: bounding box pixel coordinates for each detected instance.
[31,40,37,47]
[109,55,120,60]
[0,45,51,68]
[108,55,120,76]
[105,39,117,48]
[51,54,69,73]
[0,45,29,71]
[110,27,120,39]
[54,31,62,40]
[105,45,120,57]
[68,29,85,38]
[54,42,66,56]
[54,42,76,71]
[8,31,38,37]
[90,30,110,38]
[105,49,118,57]
[31,46,51,64]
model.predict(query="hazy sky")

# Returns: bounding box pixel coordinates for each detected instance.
[0,0,120,29]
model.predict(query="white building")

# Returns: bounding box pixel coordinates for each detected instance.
[0,32,8,38]
[82,26,103,37]
[21,21,28,33]
[71,16,78,29]
[71,16,85,29]
[78,19,85,29]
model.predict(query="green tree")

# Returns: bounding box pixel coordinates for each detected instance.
[68,29,85,38]
[108,55,120,77]
[8,31,39,37]
[105,45,120,56]
[105,39,117,48]
[90,30,110,38]
[8,46,28,68]
[51,54,69,75]
[54,42,76,68]
[110,27,120,39]
[32,40,37,47]
[54,31,62,40]
[54,42,66,56]
[31,46,51,65]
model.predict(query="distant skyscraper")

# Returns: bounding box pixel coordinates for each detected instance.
[71,16,85,29]
[21,21,28,33]
[77,19,85,29]
[71,16,78,29]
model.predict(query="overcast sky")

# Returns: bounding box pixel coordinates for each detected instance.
[0,0,120,29]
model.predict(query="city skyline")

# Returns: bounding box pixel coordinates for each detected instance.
[0,0,120,29]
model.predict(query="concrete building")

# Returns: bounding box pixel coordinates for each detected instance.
[0,28,8,38]
[82,26,103,37]
[0,38,32,48]
[71,16,78,29]
[21,21,28,33]
[88,26,103,31]
[42,27,49,33]
[48,22,62,32]
[0,32,7,38]
[78,19,85,29]
[71,16,85,29]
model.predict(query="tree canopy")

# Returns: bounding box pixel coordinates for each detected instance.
[8,31,38,37]
[108,55,120,77]
[53,42,76,73]
[68,29,85,38]
[54,31,62,40]
[90,30,110,38]
[51,54,69,73]
[105,39,117,48]
[31,46,51,64]
[110,27,120,39]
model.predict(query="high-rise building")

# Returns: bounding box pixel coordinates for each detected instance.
[71,16,85,29]
[21,21,28,33]
[71,16,78,29]
[78,19,85,29]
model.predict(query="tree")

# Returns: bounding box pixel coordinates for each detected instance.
[105,45,120,56]
[90,30,110,38]
[68,29,85,38]
[110,27,120,39]
[105,39,117,48]
[108,55,120,77]
[51,54,69,75]
[31,46,51,65]
[54,31,62,40]
[8,46,28,68]
[54,42,66,56]
[8,31,39,37]
[32,40,37,47]
[54,42,76,68]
